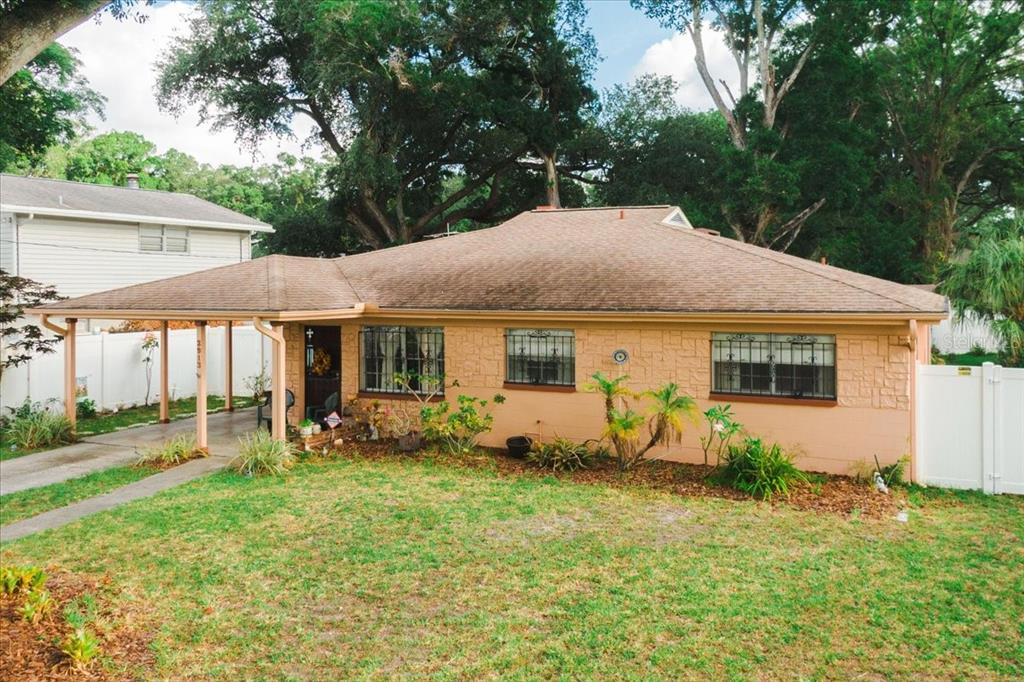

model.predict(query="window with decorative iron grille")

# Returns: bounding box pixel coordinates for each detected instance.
[505,329,575,387]
[711,332,836,400]
[359,326,444,394]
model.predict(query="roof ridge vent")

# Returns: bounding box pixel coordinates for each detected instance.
[661,208,693,230]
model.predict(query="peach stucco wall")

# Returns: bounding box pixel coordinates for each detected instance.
[285,318,917,476]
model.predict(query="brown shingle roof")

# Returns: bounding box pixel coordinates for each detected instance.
[36,206,947,316]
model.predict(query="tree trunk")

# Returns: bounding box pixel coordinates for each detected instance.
[542,151,560,208]
[0,0,107,85]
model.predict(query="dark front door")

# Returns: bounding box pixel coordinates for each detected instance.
[304,326,341,418]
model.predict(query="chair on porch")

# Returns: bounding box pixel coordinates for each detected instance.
[257,389,295,433]
[306,391,339,427]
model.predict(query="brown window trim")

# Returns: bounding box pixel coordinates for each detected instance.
[708,392,837,407]
[503,382,576,393]
[356,391,443,403]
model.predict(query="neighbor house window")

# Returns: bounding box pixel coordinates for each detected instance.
[360,326,444,395]
[140,225,189,253]
[712,332,836,400]
[505,329,575,387]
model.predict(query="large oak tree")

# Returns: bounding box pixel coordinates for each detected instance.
[156,0,595,249]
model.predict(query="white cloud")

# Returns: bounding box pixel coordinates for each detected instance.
[633,30,742,112]
[61,3,322,167]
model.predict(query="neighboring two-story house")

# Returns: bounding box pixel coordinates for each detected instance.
[0,173,273,330]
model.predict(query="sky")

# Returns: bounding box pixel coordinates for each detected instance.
[59,1,739,167]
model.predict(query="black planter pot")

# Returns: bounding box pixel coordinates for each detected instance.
[506,435,532,458]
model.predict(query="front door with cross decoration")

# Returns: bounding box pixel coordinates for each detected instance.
[304,326,341,420]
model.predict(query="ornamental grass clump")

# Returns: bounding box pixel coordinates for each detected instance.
[527,437,595,472]
[720,437,806,500]
[5,406,74,450]
[231,429,297,477]
[137,433,205,467]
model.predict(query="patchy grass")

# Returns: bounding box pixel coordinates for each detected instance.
[0,395,256,460]
[0,466,158,526]
[2,452,1022,679]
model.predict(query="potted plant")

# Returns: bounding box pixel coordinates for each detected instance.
[298,418,314,438]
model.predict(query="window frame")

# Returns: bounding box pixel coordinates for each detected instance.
[358,325,444,396]
[504,328,576,389]
[710,332,837,402]
[139,224,190,254]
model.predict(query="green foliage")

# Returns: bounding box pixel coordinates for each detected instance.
[0,565,46,595]
[19,588,54,624]
[939,216,1024,366]
[587,372,697,470]
[5,406,74,450]
[137,433,205,467]
[76,397,97,420]
[232,429,297,477]
[156,0,597,248]
[420,394,506,455]
[527,437,595,472]
[61,626,101,667]
[720,437,806,500]
[698,404,743,468]
[0,271,63,379]
[0,44,104,171]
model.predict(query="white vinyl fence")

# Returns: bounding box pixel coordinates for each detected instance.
[1,326,272,414]
[917,363,1024,494]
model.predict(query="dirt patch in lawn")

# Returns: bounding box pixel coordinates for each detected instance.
[0,568,153,680]
[333,441,905,519]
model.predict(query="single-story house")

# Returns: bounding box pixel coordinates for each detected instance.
[31,205,946,478]
[1,173,273,331]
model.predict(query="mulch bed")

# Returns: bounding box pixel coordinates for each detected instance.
[0,569,153,681]
[332,441,906,519]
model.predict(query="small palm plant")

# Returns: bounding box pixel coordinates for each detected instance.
[588,373,698,470]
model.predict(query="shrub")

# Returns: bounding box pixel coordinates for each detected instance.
[6,409,74,450]
[420,394,505,455]
[0,566,46,594]
[137,433,205,467]
[76,397,97,419]
[528,438,595,472]
[19,589,54,624]
[877,454,909,488]
[720,437,806,500]
[698,404,743,468]
[61,627,101,667]
[231,429,297,476]
[587,373,698,470]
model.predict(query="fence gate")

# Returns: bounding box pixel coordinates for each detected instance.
[917,363,1024,494]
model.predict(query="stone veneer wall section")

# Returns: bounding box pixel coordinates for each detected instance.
[327,320,913,475]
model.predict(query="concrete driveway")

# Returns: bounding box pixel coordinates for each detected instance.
[0,408,258,495]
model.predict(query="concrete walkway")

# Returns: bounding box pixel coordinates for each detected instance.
[0,409,258,542]
[1,408,257,495]
[0,452,234,542]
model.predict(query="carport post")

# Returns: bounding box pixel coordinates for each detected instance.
[224,321,233,411]
[159,321,170,423]
[196,321,208,451]
[270,321,287,440]
[41,315,77,429]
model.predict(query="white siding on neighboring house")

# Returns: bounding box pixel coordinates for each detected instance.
[0,212,15,272]
[14,216,251,299]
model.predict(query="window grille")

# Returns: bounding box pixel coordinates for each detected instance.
[505,329,575,386]
[359,326,444,394]
[712,332,836,400]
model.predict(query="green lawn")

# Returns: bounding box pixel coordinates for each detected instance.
[0,465,158,526]
[0,395,256,460]
[2,454,1022,679]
